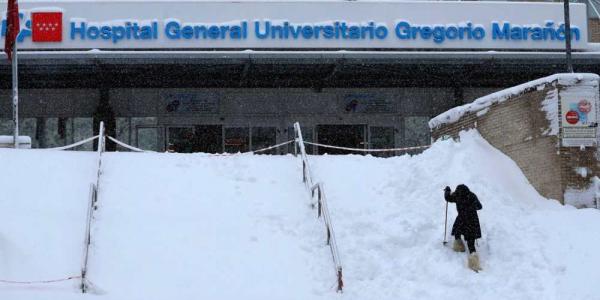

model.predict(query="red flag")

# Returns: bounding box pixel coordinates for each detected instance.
[4,0,20,61]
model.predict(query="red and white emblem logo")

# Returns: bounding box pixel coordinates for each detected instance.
[31,12,63,42]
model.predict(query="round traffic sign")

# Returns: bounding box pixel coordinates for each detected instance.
[566,110,579,125]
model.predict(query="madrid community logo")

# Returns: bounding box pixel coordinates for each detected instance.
[2,11,63,42]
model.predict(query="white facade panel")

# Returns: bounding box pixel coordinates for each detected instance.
[0,1,589,50]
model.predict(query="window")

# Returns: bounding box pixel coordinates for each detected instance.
[225,127,249,153]
[404,117,430,154]
[137,127,162,152]
[369,126,395,157]
[251,127,277,154]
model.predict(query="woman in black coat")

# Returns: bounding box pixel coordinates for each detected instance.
[444,184,483,271]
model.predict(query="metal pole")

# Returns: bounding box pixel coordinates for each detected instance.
[443,201,448,245]
[12,42,19,149]
[564,0,574,73]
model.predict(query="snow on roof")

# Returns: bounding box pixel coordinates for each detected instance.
[428,73,600,129]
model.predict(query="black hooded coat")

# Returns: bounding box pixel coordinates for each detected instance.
[444,184,482,240]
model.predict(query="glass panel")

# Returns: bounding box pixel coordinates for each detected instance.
[74,118,93,151]
[404,117,430,153]
[43,118,64,148]
[115,117,131,152]
[20,118,37,148]
[137,127,161,152]
[167,127,194,153]
[370,126,395,157]
[0,119,11,135]
[287,126,314,154]
[224,127,249,153]
[251,127,277,154]
[131,117,158,150]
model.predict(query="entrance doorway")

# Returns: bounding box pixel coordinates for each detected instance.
[316,125,366,154]
[168,127,194,153]
[194,125,222,153]
[224,127,250,153]
[168,125,223,153]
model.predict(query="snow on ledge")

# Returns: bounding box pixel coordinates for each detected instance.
[0,136,32,144]
[429,73,600,129]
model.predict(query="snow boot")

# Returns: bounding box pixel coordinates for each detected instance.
[468,252,482,272]
[453,239,466,252]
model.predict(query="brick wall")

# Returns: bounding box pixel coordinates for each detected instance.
[590,19,600,43]
[431,76,600,206]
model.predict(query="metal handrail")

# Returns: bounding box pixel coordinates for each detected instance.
[293,122,344,292]
[80,183,96,293]
[81,121,105,293]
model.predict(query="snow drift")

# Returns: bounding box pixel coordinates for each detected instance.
[1,130,599,300]
[312,130,600,300]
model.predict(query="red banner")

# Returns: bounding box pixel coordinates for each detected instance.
[4,0,20,61]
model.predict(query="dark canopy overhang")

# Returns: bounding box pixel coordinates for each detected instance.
[1,50,600,89]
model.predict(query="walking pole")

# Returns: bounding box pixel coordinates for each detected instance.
[443,201,448,245]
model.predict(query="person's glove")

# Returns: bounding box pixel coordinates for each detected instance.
[444,186,451,193]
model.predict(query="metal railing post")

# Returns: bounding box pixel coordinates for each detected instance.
[317,188,322,218]
[293,126,298,157]
[318,201,322,218]
[302,161,306,183]
[337,268,344,292]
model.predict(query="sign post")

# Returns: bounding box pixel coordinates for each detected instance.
[12,42,18,149]
[564,0,574,73]
[4,0,20,148]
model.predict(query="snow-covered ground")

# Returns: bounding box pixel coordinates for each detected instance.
[1,130,600,300]
[0,150,98,296]
[312,130,600,300]
[87,153,331,300]
[0,151,332,300]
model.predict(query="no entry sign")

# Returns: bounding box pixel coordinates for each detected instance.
[565,110,580,125]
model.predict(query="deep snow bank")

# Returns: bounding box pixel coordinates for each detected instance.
[0,149,98,293]
[311,130,600,300]
[0,151,333,300]
[86,153,332,300]
[1,131,600,300]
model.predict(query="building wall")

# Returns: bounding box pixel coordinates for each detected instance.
[108,87,453,151]
[0,87,453,152]
[431,76,600,205]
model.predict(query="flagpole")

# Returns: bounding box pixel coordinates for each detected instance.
[12,41,18,149]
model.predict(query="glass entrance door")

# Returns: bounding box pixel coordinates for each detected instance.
[251,127,277,154]
[224,127,249,153]
[167,127,195,153]
[316,125,366,154]
[194,125,223,153]
[167,125,223,153]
